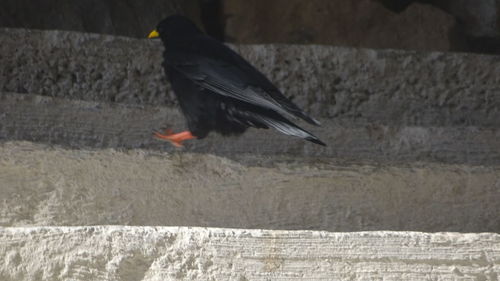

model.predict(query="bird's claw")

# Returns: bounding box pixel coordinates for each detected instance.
[154,130,184,147]
[153,129,196,148]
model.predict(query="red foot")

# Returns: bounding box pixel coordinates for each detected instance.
[153,129,196,147]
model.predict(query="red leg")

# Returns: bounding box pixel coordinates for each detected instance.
[154,129,196,147]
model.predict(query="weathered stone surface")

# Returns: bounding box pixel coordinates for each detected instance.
[1,141,499,232]
[0,0,201,38]
[1,29,500,128]
[0,226,499,281]
[223,0,456,51]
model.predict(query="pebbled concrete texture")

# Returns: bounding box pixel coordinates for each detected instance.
[0,226,499,281]
[1,28,500,127]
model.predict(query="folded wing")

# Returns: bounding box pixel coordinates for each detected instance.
[165,38,321,126]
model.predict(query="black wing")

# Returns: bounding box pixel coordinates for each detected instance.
[164,35,321,126]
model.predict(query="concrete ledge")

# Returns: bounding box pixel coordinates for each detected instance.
[1,141,499,232]
[2,92,500,164]
[0,226,499,280]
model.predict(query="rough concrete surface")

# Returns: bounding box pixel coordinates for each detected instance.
[0,226,499,281]
[1,29,500,127]
[1,141,499,232]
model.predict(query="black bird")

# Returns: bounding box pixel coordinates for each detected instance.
[148,15,325,147]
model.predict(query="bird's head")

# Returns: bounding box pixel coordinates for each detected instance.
[148,15,202,43]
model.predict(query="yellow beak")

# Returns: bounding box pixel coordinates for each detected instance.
[148,30,160,39]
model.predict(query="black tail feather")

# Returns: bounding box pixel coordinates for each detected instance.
[305,136,326,146]
[238,110,326,146]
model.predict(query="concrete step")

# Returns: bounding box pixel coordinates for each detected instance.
[2,92,500,165]
[1,226,499,280]
[1,141,499,233]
